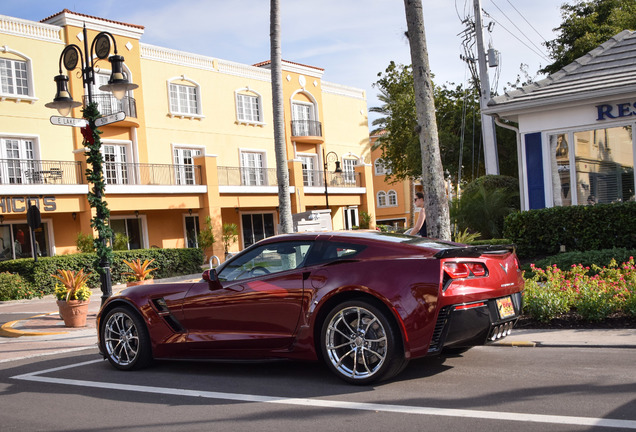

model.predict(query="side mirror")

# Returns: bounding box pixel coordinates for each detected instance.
[202,269,222,290]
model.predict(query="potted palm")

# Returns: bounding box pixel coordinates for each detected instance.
[52,269,92,327]
[123,258,158,286]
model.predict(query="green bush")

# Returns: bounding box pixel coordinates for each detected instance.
[0,272,42,301]
[452,175,519,239]
[504,201,636,259]
[0,248,204,298]
[524,248,636,275]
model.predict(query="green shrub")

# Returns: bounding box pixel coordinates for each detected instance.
[452,175,519,239]
[522,265,574,322]
[0,272,42,301]
[504,201,636,259]
[0,248,204,298]
[76,233,95,253]
[523,248,636,275]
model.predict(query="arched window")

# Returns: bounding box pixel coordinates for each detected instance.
[0,47,36,101]
[235,87,264,124]
[167,75,203,118]
[377,191,387,207]
[374,159,385,176]
[387,190,398,207]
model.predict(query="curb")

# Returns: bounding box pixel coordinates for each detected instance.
[0,313,71,338]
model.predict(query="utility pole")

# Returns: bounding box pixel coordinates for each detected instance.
[474,0,499,175]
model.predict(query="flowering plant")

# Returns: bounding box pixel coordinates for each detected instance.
[523,257,636,322]
[52,269,92,301]
[123,258,158,281]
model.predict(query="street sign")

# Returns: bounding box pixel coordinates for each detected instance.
[95,111,126,127]
[50,116,87,127]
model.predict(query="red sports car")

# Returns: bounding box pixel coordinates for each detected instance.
[97,231,524,384]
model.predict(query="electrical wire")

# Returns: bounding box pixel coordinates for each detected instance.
[489,0,547,57]
[482,8,551,62]
[505,0,549,44]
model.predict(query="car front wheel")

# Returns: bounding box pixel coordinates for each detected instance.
[320,299,406,385]
[101,306,152,370]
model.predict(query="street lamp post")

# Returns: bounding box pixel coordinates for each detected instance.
[46,24,138,305]
[323,150,342,209]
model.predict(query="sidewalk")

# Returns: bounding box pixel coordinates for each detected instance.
[2,278,636,363]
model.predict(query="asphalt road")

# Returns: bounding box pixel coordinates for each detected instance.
[1,345,635,431]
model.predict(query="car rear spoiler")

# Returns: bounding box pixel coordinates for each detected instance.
[433,244,516,259]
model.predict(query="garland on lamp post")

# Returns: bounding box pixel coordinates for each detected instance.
[82,102,113,302]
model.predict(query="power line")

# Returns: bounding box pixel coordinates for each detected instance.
[482,8,551,62]
[505,0,549,44]
[489,0,548,57]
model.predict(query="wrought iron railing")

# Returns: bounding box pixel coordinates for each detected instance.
[217,166,279,187]
[304,170,361,188]
[291,120,322,137]
[102,162,202,185]
[0,159,83,185]
[83,94,137,118]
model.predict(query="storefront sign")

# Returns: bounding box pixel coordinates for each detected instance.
[0,196,56,213]
[596,102,636,121]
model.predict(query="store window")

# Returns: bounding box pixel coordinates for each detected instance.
[241,213,275,248]
[549,126,634,206]
[111,217,144,250]
[0,222,49,261]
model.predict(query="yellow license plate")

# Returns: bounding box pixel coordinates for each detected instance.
[496,296,515,319]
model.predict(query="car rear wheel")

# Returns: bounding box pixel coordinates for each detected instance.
[320,299,406,385]
[101,306,152,370]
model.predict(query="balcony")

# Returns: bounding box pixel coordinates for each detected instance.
[0,159,83,185]
[291,120,323,143]
[217,167,280,187]
[103,163,202,186]
[304,170,361,188]
[83,94,137,118]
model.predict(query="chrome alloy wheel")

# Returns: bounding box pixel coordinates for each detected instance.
[104,311,141,367]
[324,306,388,380]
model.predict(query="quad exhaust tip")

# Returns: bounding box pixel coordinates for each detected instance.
[490,322,514,341]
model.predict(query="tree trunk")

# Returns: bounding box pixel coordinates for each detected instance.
[270,0,293,233]
[403,0,451,240]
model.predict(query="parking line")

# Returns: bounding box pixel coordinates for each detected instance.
[11,360,636,430]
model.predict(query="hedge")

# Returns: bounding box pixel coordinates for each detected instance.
[0,248,204,296]
[521,248,636,276]
[503,201,636,259]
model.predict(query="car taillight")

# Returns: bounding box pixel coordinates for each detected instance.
[443,262,487,279]
[443,262,470,278]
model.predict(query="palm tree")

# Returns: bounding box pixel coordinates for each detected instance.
[270,0,293,233]
[403,0,451,240]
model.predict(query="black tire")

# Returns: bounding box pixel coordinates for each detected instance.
[320,299,407,385]
[101,306,152,370]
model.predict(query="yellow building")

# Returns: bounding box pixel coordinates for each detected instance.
[0,10,373,262]
[370,132,415,230]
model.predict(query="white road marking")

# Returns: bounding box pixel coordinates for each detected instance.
[11,360,636,430]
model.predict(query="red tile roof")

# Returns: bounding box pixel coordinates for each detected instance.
[40,9,145,30]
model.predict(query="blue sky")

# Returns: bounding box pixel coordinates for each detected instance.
[2,1,563,124]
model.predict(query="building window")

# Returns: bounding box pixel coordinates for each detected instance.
[0,222,49,260]
[184,215,200,248]
[168,76,202,117]
[235,89,263,124]
[241,213,276,248]
[240,151,266,186]
[299,154,318,186]
[0,58,28,96]
[103,144,130,185]
[173,147,202,185]
[377,191,387,207]
[374,158,391,176]
[549,126,634,206]
[387,190,398,206]
[111,217,145,250]
[342,158,358,184]
[0,137,36,185]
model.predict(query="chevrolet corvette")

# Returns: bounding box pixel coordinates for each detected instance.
[97,231,524,384]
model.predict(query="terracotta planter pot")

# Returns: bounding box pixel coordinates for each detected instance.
[126,279,155,287]
[57,300,90,327]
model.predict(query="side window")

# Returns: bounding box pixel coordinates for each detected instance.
[218,241,314,282]
[307,241,367,266]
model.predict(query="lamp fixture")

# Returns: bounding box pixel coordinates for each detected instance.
[72,212,77,221]
[99,55,138,100]
[0,215,4,224]
[188,209,193,216]
[135,210,139,218]
[44,74,82,116]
